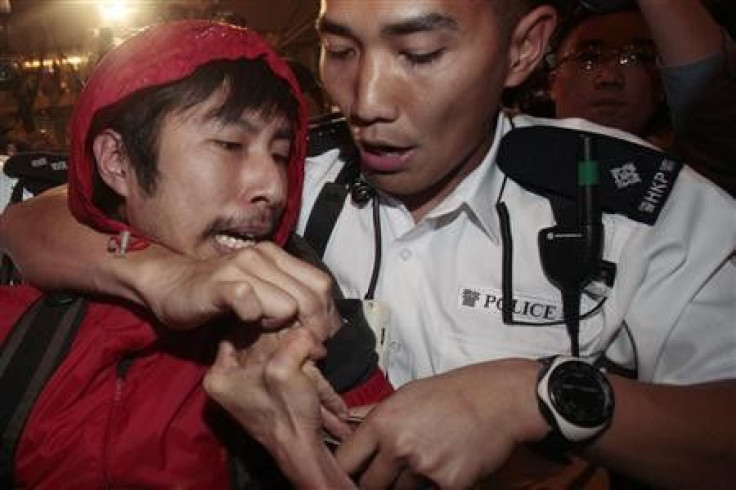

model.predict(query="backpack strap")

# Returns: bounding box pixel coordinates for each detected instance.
[0,294,87,485]
[302,161,360,258]
[302,113,363,259]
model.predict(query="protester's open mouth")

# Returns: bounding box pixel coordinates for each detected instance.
[214,232,258,251]
[208,214,275,254]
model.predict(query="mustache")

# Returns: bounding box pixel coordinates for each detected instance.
[201,210,281,242]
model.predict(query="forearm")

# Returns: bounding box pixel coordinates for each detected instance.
[0,187,157,304]
[638,0,725,66]
[268,431,356,490]
[587,377,736,489]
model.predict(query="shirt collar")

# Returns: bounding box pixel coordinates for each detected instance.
[422,111,515,244]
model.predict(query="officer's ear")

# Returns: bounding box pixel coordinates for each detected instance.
[504,5,557,88]
[92,129,133,198]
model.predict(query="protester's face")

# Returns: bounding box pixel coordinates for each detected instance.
[550,11,662,136]
[318,0,513,216]
[123,89,291,259]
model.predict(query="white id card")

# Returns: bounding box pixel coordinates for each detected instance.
[362,299,391,371]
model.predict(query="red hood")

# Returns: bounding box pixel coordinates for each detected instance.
[67,20,307,247]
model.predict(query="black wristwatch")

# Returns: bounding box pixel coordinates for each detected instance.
[536,356,615,444]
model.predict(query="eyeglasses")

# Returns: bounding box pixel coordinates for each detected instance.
[552,45,658,72]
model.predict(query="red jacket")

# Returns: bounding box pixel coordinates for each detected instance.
[1,285,391,488]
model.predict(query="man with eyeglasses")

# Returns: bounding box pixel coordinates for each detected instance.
[548,0,736,196]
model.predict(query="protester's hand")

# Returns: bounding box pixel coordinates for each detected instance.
[205,329,346,441]
[335,359,550,490]
[204,327,356,488]
[133,241,341,340]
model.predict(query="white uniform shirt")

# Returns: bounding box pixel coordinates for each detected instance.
[298,113,736,387]
[0,155,18,211]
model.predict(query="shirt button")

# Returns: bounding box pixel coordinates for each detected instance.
[400,249,412,261]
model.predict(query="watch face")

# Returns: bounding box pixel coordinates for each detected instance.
[548,361,614,427]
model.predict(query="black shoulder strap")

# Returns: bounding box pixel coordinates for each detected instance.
[302,156,360,259]
[302,113,362,259]
[0,294,87,485]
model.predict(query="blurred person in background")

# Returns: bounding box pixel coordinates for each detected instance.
[546,0,736,195]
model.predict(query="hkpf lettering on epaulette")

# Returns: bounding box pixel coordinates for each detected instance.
[497,126,683,225]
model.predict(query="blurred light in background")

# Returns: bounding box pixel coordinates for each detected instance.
[98,1,131,25]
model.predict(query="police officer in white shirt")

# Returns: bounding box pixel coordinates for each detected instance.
[1,0,735,488]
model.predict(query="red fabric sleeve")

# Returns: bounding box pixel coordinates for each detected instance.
[340,368,393,408]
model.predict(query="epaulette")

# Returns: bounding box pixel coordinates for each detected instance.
[307,112,356,158]
[2,152,68,195]
[497,126,683,225]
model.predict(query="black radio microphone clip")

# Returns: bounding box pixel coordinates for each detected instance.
[538,134,604,356]
[350,178,375,205]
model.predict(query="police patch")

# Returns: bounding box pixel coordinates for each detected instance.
[459,287,563,324]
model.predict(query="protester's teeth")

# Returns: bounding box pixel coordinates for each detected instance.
[215,233,255,250]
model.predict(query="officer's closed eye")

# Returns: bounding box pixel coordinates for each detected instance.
[401,48,445,65]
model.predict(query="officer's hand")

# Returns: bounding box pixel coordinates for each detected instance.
[335,359,549,490]
[133,241,341,340]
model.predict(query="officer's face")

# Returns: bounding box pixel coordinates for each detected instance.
[550,11,663,136]
[110,87,290,260]
[318,0,518,219]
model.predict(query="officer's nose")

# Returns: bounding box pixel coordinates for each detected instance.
[348,54,398,126]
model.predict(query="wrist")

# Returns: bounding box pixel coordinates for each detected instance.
[268,427,355,489]
[104,243,170,306]
[510,359,552,442]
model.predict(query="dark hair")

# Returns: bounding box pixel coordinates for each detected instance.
[548,4,640,56]
[88,57,299,214]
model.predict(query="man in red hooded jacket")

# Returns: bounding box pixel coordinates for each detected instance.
[0,20,390,488]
